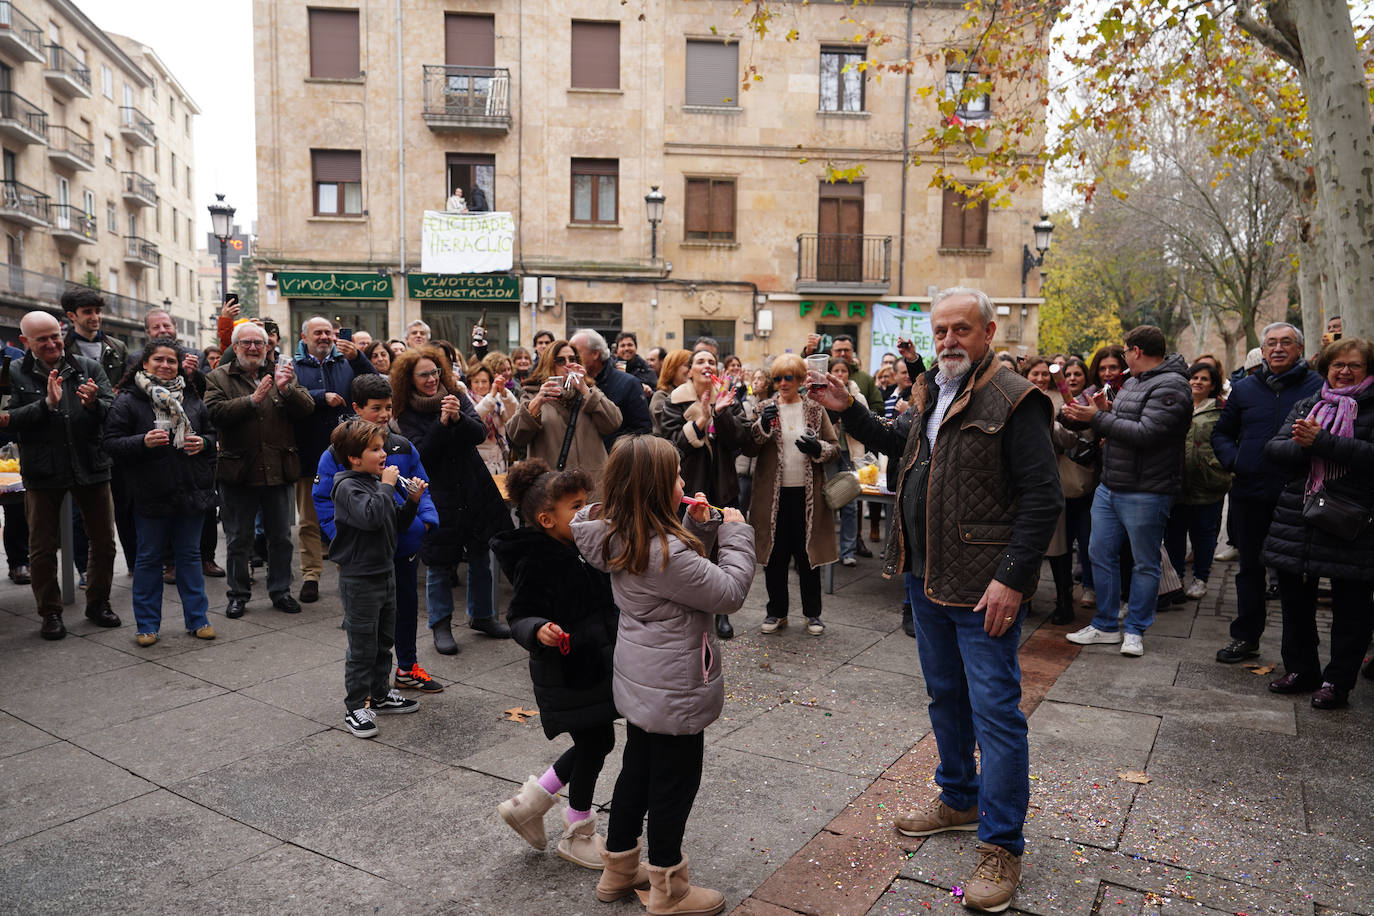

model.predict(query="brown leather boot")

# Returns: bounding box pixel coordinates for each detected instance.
[635,856,724,916]
[595,843,650,902]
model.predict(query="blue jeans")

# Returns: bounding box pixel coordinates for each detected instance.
[425,554,494,628]
[132,512,210,634]
[1087,485,1173,636]
[905,575,1028,855]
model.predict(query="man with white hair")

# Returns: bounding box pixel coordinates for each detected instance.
[406,320,431,350]
[3,310,119,639]
[205,321,314,619]
[568,328,652,444]
[810,287,1060,913]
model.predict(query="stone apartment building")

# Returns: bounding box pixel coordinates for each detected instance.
[0,0,199,348]
[252,0,1048,365]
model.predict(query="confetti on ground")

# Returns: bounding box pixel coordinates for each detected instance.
[1117,770,1152,784]
[503,706,539,723]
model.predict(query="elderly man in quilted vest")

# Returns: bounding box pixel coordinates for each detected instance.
[811,286,1061,913]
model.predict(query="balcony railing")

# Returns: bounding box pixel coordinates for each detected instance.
[51,203,95,242]
[421,65,511,131]
[0,262,163,323]
[0,90,47,145]
[796,233,892,292]
[0,179,49,227]
[121,170,157,206]
[0,2,46,63]
[44,43,91,97]
[118,105,154,146]
[124,235,160,268]
[47,124,94,170]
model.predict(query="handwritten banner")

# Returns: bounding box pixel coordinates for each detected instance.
[421,210,515,274]
[869,304,932,375]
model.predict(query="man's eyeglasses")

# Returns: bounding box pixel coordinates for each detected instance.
[415,368,442,380]
[1263,339,1299,350]
[237,340,266,350]
[772,374,796,383]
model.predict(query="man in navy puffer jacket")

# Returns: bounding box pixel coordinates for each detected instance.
[314,374,441,691]
[1210,322,1321,664]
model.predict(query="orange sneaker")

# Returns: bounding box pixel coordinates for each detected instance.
[394,663,444,693]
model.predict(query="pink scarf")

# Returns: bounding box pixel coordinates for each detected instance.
[1304,375,1374,495]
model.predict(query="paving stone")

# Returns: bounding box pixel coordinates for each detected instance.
[71,692,324,784]
[0,790,278,915]
[153,630,342,690]
[375,682,537,766]
[718,700,927,777]
[808,661,930,719]
[0,660,225,739]
[1028,701,1160,753]
[238,660,348,728]
[0,742,156,845]
[1044,679,1296,736]
[454,657,540,703]
[0,632,140,694]
[78,611,274,658]
[173,729,447,838]
[849,629,926,677]
[0,711,57,759]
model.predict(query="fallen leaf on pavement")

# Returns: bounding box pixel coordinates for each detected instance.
[1244,663,1276,675]
[1117,770,1152,784]
[504,706,539,723]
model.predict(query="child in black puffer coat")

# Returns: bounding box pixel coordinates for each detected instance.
[490,459,634,883]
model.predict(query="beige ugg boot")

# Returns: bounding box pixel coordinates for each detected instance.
[595,843,651,902]
[497,776,557,849]
[635,856,725,916]
[555,809,606,869]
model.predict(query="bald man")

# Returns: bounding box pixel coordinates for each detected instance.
[3,311,118,639]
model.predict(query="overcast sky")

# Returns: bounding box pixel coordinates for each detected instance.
[77,0,257,248]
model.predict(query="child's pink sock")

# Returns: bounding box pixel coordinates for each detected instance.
[567,806,592,824]
[538,768,564,795]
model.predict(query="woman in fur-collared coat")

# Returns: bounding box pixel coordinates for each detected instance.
[747,353,839,635]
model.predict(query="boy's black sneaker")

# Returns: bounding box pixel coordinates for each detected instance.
[395,664,444,693]
[345,707,377,738]
[371,690,419,715]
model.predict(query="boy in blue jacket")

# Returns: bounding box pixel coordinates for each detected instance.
[316,374,442,692]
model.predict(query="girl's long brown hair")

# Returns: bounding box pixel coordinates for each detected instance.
[390,345,461,419]
[600,435,703,575]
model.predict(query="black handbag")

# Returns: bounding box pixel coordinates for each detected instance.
[1301,488,1372,541]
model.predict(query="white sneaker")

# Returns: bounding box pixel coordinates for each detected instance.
[1079,588,1096,608]
[1185,578,1208,599]
[840,557,857,567]
[1066,625,1122,645]
[1120,634,1144,657]
[1214,544,1239,561]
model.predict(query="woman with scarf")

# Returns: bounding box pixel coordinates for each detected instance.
[1262,337,1374,709]
[103,339,217,646]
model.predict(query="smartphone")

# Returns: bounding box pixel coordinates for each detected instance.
[223,293,238,307]
[338,328,353,341]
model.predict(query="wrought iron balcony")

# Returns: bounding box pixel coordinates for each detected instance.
[0,179,50,227]
[47,125,93,171]
[51,204,95,244]
[421,65,511,132]
[124,235,159,269]
[118,105,154,146]
[0,2,45,63]
[44,44,91,98]
[121,170,157,207]
[0,90,46,146]
[796,233,892,293]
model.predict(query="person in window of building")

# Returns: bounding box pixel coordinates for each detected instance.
[1210,323,1321,664]
[445,187,468,213]
[4,311,120,640]
[406,320,431,350]
[801,333,884,413]
[615,331,658,392]
[204,321,314,620]
[469,185,489,211]
[392,346,513,654]
[569,329,652,445]
[533,330,555,361]
[1262,337,1374,709]
[1062,326,1191,658]
[810,287,1060,913]
[291,316,376,603]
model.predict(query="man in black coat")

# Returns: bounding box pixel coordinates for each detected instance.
[569,328,652,447]
[614,331,658,393]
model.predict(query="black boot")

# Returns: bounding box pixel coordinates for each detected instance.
[901,601,915,638]
[1048,553,1075,624]
[1050,595,1075,626]
[715,614,734,640]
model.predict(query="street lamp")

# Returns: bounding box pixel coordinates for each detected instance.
[644,186,665,263]
[208,193,236,310]
[1020,213,1054,297]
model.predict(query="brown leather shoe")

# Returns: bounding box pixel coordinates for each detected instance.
[84,601,121,628]
[202,560,226,578]
[962,843,1021,912]
[40,613,66,640]
[299,580,319,603]
[162,565,176,584]
[893,797,978,837]
[1311,682,1350,709]
[1268,671,1321,694]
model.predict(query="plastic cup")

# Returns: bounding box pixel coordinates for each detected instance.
[805,354,829,389]
[154,419,173,432]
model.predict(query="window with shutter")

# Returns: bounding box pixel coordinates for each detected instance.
[940,187,989,249]
[571,21,619,89]
[312,149,363,215]
[445,14,494,67]
[685,40,738,107]
[684,177,736,242]
[571,158,618,224]
[308,9,360,79]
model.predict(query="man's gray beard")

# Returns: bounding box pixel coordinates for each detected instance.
[937,351,970,380]
[237,354,265,374]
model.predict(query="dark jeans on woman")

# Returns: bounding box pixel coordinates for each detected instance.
[1164,500,1225,583]
[764,486,821,619]
[3,501,28,571]
[605,724,705,867]
[1277,572,1374,691]
[551,723,616,812]
[393,554,420,671]
[1064,494,1093,591]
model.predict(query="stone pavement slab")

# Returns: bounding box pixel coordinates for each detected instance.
[0,742,155,845]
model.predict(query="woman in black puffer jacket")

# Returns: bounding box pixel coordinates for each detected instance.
[1261,338,1374,710]
[103,339,217,647]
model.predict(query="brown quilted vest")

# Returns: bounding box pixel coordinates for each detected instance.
[886,354,1043,607]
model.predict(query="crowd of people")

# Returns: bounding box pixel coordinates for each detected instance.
[2,284,1371,914]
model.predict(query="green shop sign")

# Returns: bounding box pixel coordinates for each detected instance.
[277,272,394,299]
[406,274,519,301]
[799,300,924,319]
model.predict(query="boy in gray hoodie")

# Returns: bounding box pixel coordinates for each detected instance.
[329,419,429,738]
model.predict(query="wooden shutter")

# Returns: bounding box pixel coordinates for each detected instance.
[446,13,494,67]
[964,199,988,247]
[312,149,361,182]
[571,21,619,89]
[710,180,735,238]
[685,40,737,106]
[941,188,963,247]
[684,178,710,237]
[308,9,359,79]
